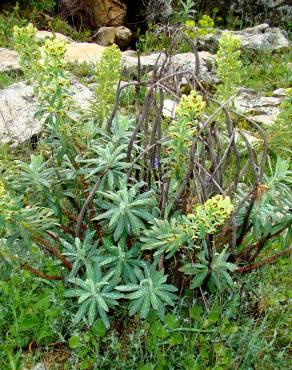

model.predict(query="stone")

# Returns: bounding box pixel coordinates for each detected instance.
[197,0,292,28]
[234,89,284,125]
[115,26,132,48]
[0,42,106,71]
[250,114,280,125]
[197,24,290,53]
[93,26,132,48]
[35,30,73,43]
[172,52,218,86]
[23,363,47,370]
[0,48,20,72]
[0,80,94,146]
[64,42,106,64]
[121,51,218,86]
[273,87,290,97]
[239,27,289,52]
[91,0,127,26]
[59,0,127,27]
[163,99,177,118]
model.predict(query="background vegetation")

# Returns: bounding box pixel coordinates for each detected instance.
[0,1,291,369]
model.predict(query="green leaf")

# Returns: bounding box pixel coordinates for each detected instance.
[150,321,169,339]
[168,332,184,346]
[69,335,80,349]
[190,304,203,320]
[190,269,208,289]
[92,319,106,337]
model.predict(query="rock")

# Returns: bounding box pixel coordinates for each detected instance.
[91,0,127,26]
[121,53,162,77]
[93,26,132,48]
[197,0,292,28]
[234,90,284,125]
[172,52,218,86]
[121,51,218,86]
[35,30,73,43]
[273,87,290,97]
[0,80,93,146]
[250,114,280,125]
[64,42,106,64]
[60,0,127,27]
[0,48,20,72]
[23,363,48,370]
[163,99,177,118]
[197,24,290,53]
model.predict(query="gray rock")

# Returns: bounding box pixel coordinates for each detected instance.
[93,26,132,48]
[0,48,20,72]
[31,363,48,370]
[121,51,218,86]
[64,42,106,64]
[35,30,73,43]
[195,0,292,28]
[197,24,290,53]
[163,99,177,118]
[273,87,290,97]
[0,79,93,146]
[59,0,127,27]
[234,90,284,125]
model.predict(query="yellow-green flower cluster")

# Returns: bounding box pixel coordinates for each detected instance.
[40,37,67,63]
[216,31,242,97]
[198,15,215,36]
[13,23,37,51]
[176,90,206,120]
[184,19,196,38]
[94,44,122,127]
[184,15,214,39]
[37,37,72,120]
[188,195,234,235]
[167,91,206,180]
[13,23,39,81]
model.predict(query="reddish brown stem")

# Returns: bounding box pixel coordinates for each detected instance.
[33,235,73,270]
[61,207,87,231]
[235,247,292,274]
[236,225,289,263]
[22,263,64,281]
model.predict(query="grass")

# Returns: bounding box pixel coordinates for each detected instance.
[0,71,22,89]
[240,50,292,94]
[8,254,290,369]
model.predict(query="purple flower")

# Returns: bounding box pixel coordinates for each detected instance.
[153,157,159,169]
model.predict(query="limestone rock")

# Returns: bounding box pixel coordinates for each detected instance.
[0,41,106,71]
[197,24,290,53]
[273,87,290,98]
[163,99,177,118]
[35,30,73,43]
[0,80,93,146]
[23,363,47,370]
[91,0,127,26]
[59,0,127,27]
[234,90,284,125]
[121,51,218,86]
[197,0,292,28]
[0,48,20,72]
[93,26,132,48]
[64,42,106,64]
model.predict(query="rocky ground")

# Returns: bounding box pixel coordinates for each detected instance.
[0,23,290,146]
